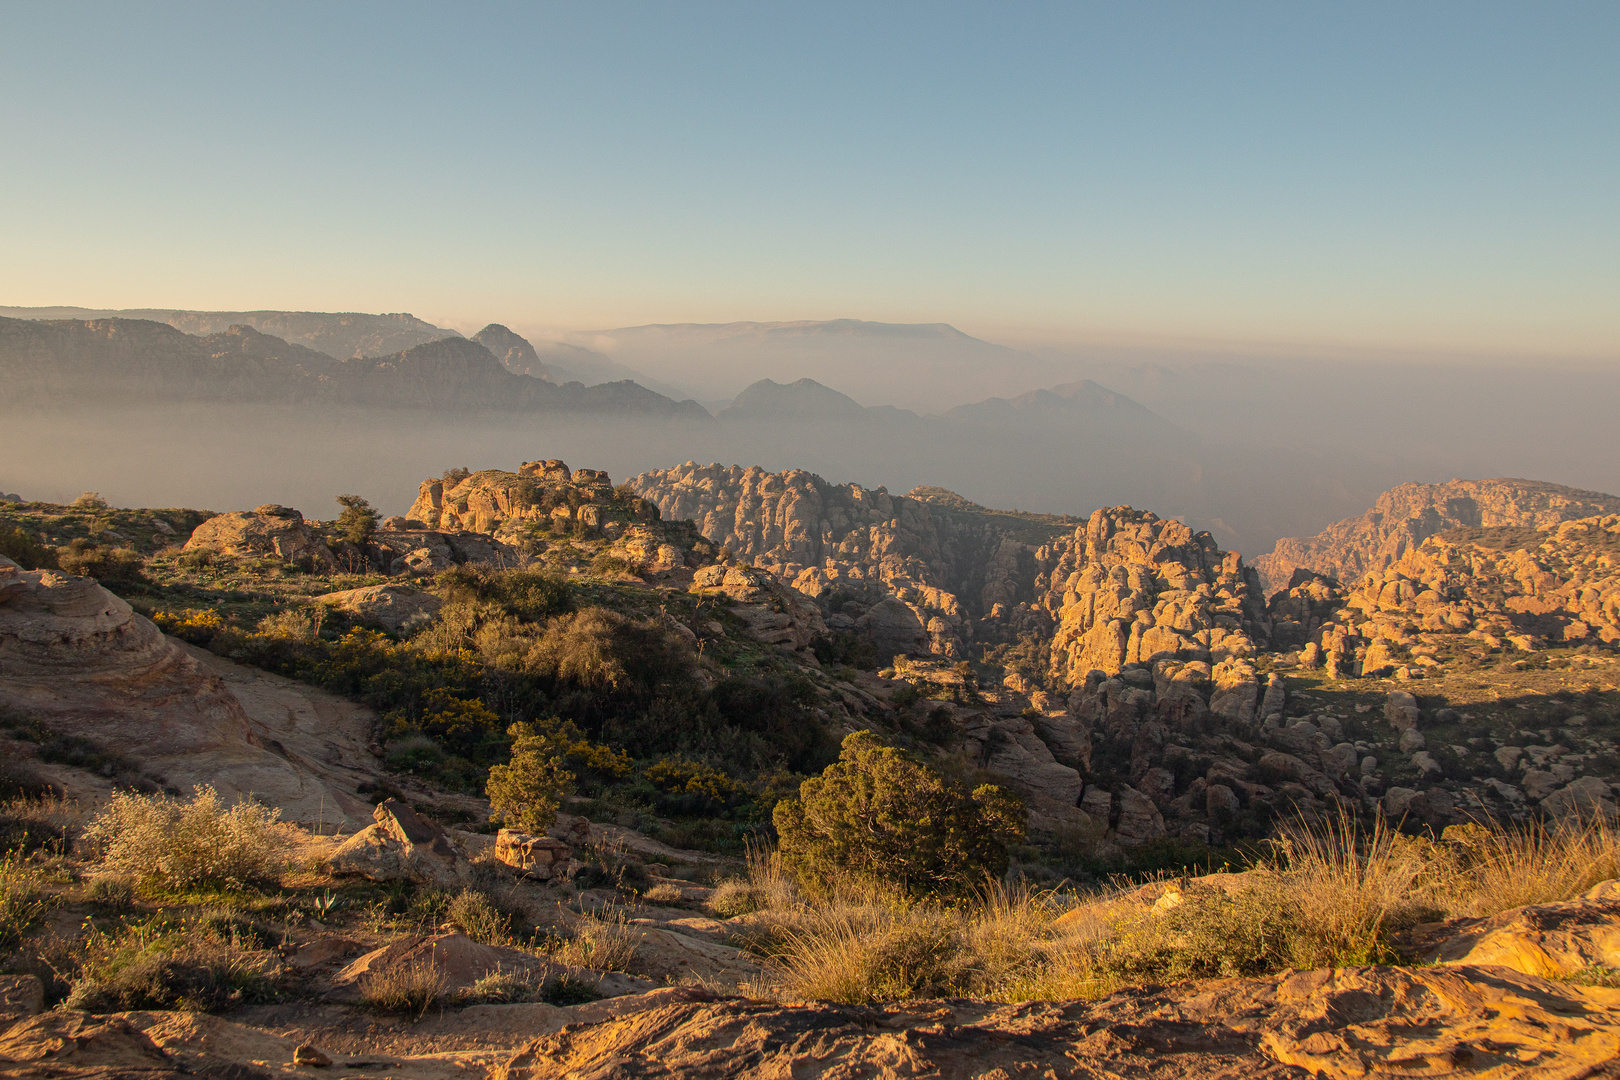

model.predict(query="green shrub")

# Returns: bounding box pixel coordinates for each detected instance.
[447,889,512,944]
[774,731,1025,900]
[486,722,575,833]
[0,524,55,570]
[335,494,379,545]
[65,915,282,1013]
[0,855,52,950]
[82,786,291,888]
[55,539,144,582]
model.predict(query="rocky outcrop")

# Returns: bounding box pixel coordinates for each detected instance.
[1289,514,1620,681]
[493,829,574,879]
[183,504,334,567]
[494,965,1620,1079]
[317,584,443,632]
[1038,507,1270,685]
[629,463,1077,658]
[688,564,826,650]
[0,555,369,825]
[1256,477,1620,592]
[1435,879,1620,979]
[408,464,672,554]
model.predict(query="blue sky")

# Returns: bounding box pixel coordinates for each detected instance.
[2,2,1615,355]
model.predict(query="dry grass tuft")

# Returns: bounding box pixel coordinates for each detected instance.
[711,844,800,919]
[1447,817,1620,917]
[552,909,642,973]
[0,854,52,950]
[82,786,291,888]
[360,960,449,1016]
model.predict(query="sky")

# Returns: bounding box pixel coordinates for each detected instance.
[1,1,1615,358]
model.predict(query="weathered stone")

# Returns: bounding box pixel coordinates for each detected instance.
[494,829,573,879]
[328,799,472,888]
[316,584,442,633]
[184,505,334,567]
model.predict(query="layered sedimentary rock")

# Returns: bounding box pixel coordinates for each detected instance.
[0,555,368,824]
[1257,477,1620,592]
[1037,507,1271,686]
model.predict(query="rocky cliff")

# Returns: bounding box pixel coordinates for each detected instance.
[1256,478,1620,592]
[1287,514,1620,681]
[627,464,1082,659]
[1036,507,1271,687]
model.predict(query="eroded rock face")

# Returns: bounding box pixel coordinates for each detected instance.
[1285,514,1620,680]
[493,965,1620,1080]
[0,556,367,825]
[1039,507,1270,684]
[688,564,826,650]
[183,504,334,567]
[630,464,1073,659]
[1256,477,1620,592]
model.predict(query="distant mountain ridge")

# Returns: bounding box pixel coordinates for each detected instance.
[0,316,709,417]
[0,306,458,360]
[566,318,1071,412]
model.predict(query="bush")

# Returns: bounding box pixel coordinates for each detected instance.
[82,786,291,888]
[447,889,512,945]
[66,915,282,1013]
[360,960,447,1015]
[773,731,1025,899]
[0,524,55,570]
[485,722,575,833]
[85,874,136,913]
[0,855,51,950]
[551,911,642,973]
[335,494,379,545]
[55,539,144,582]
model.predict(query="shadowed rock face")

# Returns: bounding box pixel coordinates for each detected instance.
[629,463,1078,659]
[1256,477,1620,593]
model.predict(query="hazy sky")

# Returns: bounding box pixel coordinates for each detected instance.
[2,2,1615,357]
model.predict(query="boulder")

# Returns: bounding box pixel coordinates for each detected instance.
[1435,880,1620,978]
[494,829,574,879]
[1113,786,1166,846]
[317,584,442,633]
[1385,690,1421,731]
[1541,776,1619,820]
[183,505,333,567]
[328,799,472,887]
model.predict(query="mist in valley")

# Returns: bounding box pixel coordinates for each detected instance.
[6,334,1617,561]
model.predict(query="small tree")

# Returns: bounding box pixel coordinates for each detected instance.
[773,730,1025,899]
[335,494,379,545]
[485,721,575,833]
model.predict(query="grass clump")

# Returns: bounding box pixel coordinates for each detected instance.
[65,914,282,1013]
[711,844,799,918]
[82,785,291,888]
[0,855,53,950]
[360,960,448,1016]
[447,889,513,945]
[552,910,642,973]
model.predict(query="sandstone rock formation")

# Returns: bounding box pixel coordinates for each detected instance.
[408,464,664,552]
[183,504,334,567]
[331,933,653,1003]
[494,965,1620,1079]
[494,829,574,879]
[328,799,475,887]
[688,564,826,650]
[1257,477,1620,592]
[629,463,1078,658]
[1039,507,1271,684]
[1290,515,1620,681]
[0,555,370,826]
[317,583,443,632]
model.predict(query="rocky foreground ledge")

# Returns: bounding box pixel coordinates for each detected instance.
[5,886,1619,1079]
